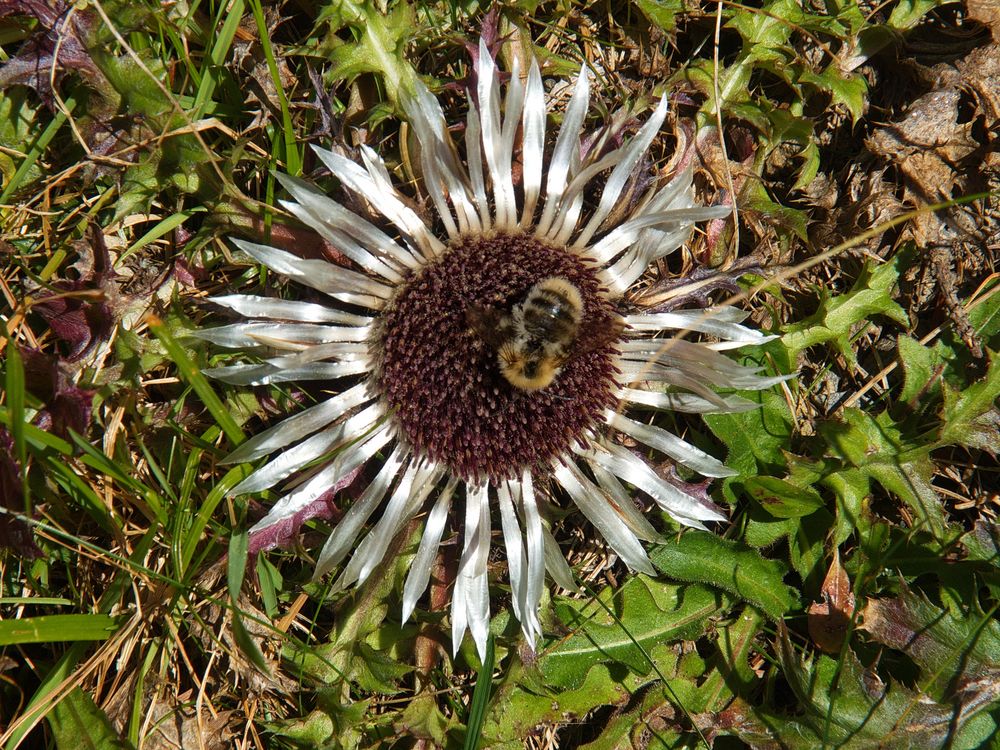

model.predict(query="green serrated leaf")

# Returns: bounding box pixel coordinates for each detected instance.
[863,588,1000,696]
[400,693,456,746]
[824,0,867,35]
[897,334,942,403]
[791,139,821,189]
[698,606,764,710]
[963,521,1000,568]
[727,0,798,48]
[740,179,810,241]
[651,534,798,620]
[273,704,365,749]
[731,625,999,749]
[293,529,414,685]
[800,67,867,124]
[542,578,722,689]
[823,465,874,544]
[685,61,753,117]
[324,0,420,103]
[578,679,686,750]
[705,389,793,475]
[484,664,630,743]
[783,249,913,360]
[821,409,948,539]
[939,354,1000,451]
[787,509,831,582]
[744,497,832,581]
[115,160,162,225]
[352,642,411,693]
[633,0,683,31]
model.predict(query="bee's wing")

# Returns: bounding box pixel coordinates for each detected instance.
[466,305,513,349]
[563,315,626,364]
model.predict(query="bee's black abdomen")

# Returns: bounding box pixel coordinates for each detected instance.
[520,278,583,343]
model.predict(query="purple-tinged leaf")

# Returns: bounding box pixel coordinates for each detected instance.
[861,586,1000,696]
[0,429,42,559]
[19,348,95,439]
[247,467,361,556]
[31,294,114,361]
[30,229,115,361]
[0,0,113,110]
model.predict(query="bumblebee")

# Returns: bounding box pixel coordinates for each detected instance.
[467,277,585,391]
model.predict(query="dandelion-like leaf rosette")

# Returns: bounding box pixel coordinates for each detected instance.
[200,38,786,659]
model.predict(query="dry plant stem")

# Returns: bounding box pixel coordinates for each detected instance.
[415,545,456,686]
[713,0,740,263]
[931,243,984,358]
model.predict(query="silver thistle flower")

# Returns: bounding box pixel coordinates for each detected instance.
[200,38,786,659]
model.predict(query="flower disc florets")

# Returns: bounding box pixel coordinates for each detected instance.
[374,232,619,482]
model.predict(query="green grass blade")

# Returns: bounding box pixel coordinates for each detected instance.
[0,96,74,204]
[150,319,244,445]
[179,459,250,578]
[247,0,301,175]
[3,343,28,510]
[227,529,248,600]
[0,614,119,645]
[119,207,206,263]
[463,635,495,750]
[192,0,244,118]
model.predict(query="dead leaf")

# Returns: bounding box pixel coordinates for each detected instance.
[807,547,856,653]
[865,43,1000,357]
[968,0,1000,42]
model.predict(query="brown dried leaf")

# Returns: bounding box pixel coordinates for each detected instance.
[137,693,236,750]
[806,547,856,653]
[867,43,999,211]
[968,0,1000,42]
[954,43,1000,139]
[864,43,999,355]
[866,87,978,202]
